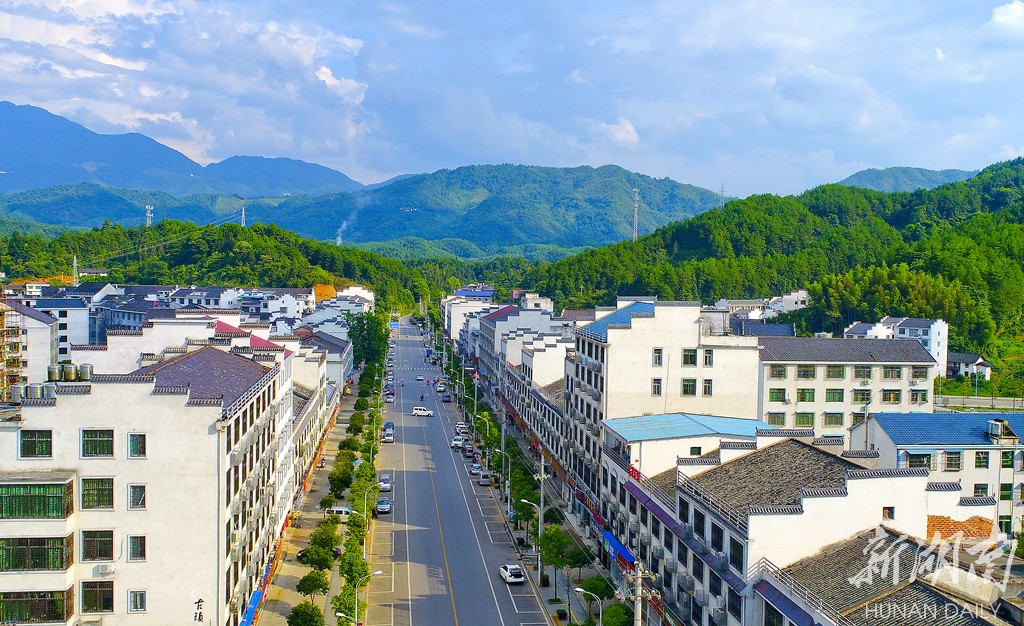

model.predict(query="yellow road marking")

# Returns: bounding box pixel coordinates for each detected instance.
[427,449,460,626]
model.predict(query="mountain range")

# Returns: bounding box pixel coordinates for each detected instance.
[836,166,977,192]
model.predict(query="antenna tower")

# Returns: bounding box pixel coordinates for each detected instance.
[145,205,153,227]
[719,182,726,207]
[632,187,639,242]
[241,207,246,228]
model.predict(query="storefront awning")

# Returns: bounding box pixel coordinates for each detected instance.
[602,530,635,563]
[239,589,263,626]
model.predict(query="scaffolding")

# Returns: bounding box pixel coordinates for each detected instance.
[0,289,25,402]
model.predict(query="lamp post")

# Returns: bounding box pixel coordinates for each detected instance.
[520,499,543,584]
[575,587,603,626]
[354,570,383,626]
[335,611,351,626]
[494,450,512,515]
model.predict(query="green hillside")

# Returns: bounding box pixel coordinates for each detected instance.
[837,166,977,192]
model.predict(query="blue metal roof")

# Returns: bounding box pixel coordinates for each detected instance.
[577,301,655,342]
[871,412,1024,446]
[455,288,494,298]
[604,412,774,443]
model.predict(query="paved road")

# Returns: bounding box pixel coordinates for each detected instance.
[362,321,548,626]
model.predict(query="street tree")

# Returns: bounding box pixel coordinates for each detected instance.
[287,600,325,626]
[537,525,572,598]
[296,570,330,599]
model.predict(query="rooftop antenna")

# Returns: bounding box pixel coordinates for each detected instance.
[241,206,246,228]
[632,187,639,242]
[145,204,153,227]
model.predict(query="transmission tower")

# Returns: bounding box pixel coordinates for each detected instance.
[720,182,726,208]
[145,205,153,227]
[632,187,639,242]
[241,206,247,228]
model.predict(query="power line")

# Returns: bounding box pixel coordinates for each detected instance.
[82,211,243,266]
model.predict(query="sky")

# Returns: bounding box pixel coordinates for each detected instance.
[1,1,1022,197]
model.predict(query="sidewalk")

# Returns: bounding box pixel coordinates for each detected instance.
[259,387,359,626]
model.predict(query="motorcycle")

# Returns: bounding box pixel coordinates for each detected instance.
[420,394,425,401]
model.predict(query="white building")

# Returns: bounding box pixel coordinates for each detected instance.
[3,301,58,384]
[300,332,354,388]
[947,351,994,381]
[168,287,245,309]
[29,298,90,359]
[845,316,949,377]
[336,285,375,311]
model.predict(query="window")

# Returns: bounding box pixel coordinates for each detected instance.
[677,497,690,523]
[796,388,815,402]
[727,588,743,620]
[825,365,846,379]
[702,379,713,397]
[58,311,67,318]
[907,454,932,469]
[0,536,73,571]
[852,412,866,426]
[768,364,787,379]
[825,388,844,402]
[0,590,74,623]
[128,536,146,561]
[1003,451,1015,469]
[82,530,113,561]
[974,484,989,497]
[976,451,990,468]
[910,389,929,403]
[796,365,816,379]
[693,509,706,539]
[944,452,962,471]
[682,349,697,366]
[82,430,114,457]
[652,348,663,366]
[766,412,786,426]
[795,412,815,428]
[999,515,1012,534]
[912,366,930,379]
[765,602,784,626]
[0,482,73,519]
[128,433,146,458]
[651,378,662,396]
[703,349,714,366]
[689,446,702,457]
[128,485,146,510]
[82,580,114,613]
[710,523,724,552]
[729,537,744,572]
[768,388,786,402]
[681,379,696,396]
[709,571,722,597]
[852,389,871,404]
[128,590,147,612]
[883,507,895,520]
[691,555,704,582]
[824,412,844,427]
[1001,483,1013,501]
[883,366,902,380]
[58,322,67,331]
[81,478,113,509]
[854,365,872,380]
[881,389,902,404]
[19,430,52,458]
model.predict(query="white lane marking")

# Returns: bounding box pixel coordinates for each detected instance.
[505,585,545,614]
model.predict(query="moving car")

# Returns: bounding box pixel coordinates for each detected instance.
[376,496,392,514]
[384,395,395,403]
[415,375,425,381]
[383,421,395,430]
[326,505,352,522]
[450,436,464,448]
[436,383,447,392]
[378,474,393,492]
[412,406,434,416]
[442,393,452,402]
[499,564,526,584]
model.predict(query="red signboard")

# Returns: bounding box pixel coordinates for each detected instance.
[628,464,642,480]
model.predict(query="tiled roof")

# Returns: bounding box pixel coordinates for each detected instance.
[925,481,962,492]
[845,322,874,335]
[31,298,88,309]
[481,305,519,323]
[853,582,1008,625]
[70,282,110,295]
[895,317,936,329]
[869,412,1024,446]
[3,301,57,325]
[928,515,996,540]
[948,351,985,364]
[692,439,859,510]
[535,378,564,407]
[604,413,772,443]
[132,346,269,407]
[576,301,656,342]
[558,309,597,322]
[758,336,936,363]
[301,331,350,352]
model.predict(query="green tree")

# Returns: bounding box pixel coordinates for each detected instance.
[537,525,573,599]
[602,603,634,626]
[309,525,341,552]
[296,570,331,599]
[319,495,337,515]
[287,600,325,626]
[577,575,614,616]
[300,546,334,571]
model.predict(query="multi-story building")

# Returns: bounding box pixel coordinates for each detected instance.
[850,412,1024,535]
[477,305,558,391]
[844,316,949,376]
[300,332,353,387]
[2,301,58,383]
[757,336,936,435]
[168,287,245,309]
[947,351,994,381]
[29,298,90,359]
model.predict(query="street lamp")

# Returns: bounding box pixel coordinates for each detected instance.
[520,499,543,584]
[335,611,351,626]
[575,587,603,626]
[494,450,512,514]
[354,570,384,626]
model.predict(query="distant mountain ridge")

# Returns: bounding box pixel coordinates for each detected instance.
[837,166,977,192]
[0,101,363,196]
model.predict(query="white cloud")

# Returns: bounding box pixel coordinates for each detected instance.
[591,117,640,147]
[990,1,1024,33]
[566,69,590,85]
[935,47,945,61]
[315,66,367,105]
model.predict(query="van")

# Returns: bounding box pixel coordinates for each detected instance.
[327,505,352,522]
[412,406,434,417]
[478,471,492,486]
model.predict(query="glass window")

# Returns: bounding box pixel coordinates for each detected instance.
[796,388,815,402]
[883,366,902,380]
[1003,451,1015,469]
[82,580,114,613]
[682,349,697,366]
[768,388,786,402]
[652,348,663,366]
[729,537,744,572]
[1001,483,1013,501]
[854,365,872,380]
[907,454,932,469]
[728,587,743,619]
[912,366,930,379]
[911,389,929,403]
[129,590,147,613]
[693,509,706,539]
[81,479,113,510]
[710,524,724,552]
[681,379,697,396]
[974,484,988,497]
[825,388,844,402]
[0,536,73,571]
[825,365,845,379]
[677,497,690,523]
[0,589,74,622]
[82,430,114,457]
[852,412,866,425]
[702,379,713,397]
[1000,515,1012,534]
[824,412,844,427]
[82,530,113,561]
[19,430,52,458]
[765,603,784,626]
[128,536,146,562]
[128,485,146,510]
[709,571,722,597]
[689,446,702,456]
[703,350,714,366]
[768,364,787,379]
[691,555,704,582]
[766,412,786,426]
[796,365,816,379]
[852,389,872,404]
[881,389,902,403]
[651,378,662,396]
[0,483,73,519]
[795,412,815,427]
[976,451,990,468]
[128,433,146,459]
[944,452,962,472]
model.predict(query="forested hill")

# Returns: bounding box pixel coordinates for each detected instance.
[837,166,977,192]
[525,159,1024,363]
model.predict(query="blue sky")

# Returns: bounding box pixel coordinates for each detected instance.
[1,1,1022,196]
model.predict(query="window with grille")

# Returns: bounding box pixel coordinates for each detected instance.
[796,365,816,379]
[795,412,815,428]
[912,366,930,379]
[825,389,844,402]
[703,350,714,366]
[682,349,697,366]
[128,433,147,458]
[911,390,928,403]
[82,430,114,457]
[796,388,815,402]
[853,389,871,404]
[944,452,962,471]
[128,485,146,510]
[128,536,146,562]
[19,430,52,458]
[81,479,113,510]
[881,389,902,403]
[883,366,902,380]
[907,454,932,469]
[0,535,73,571]
[766,413,786,426]
[768,364,787,379]
[81,580,114,613]
[768,388,786,402]
[825,365,845,379]
[854,365,872,379]
[681,379,696,396]
[976,452,990,468]
[0,483,73,519]
[82,531,113,561]
[824,413,844,427]
[128,590,147,612]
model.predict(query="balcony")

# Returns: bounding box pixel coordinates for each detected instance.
[603,445,630,471]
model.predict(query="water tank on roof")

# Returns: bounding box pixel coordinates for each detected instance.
[42,384,57,400]
[25,384,42,399]
[79,363,93,381]
[62,364,77,382]
[10,383,25,404]
[47,364,61,382]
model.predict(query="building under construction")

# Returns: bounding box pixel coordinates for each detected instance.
[0,292,24,402]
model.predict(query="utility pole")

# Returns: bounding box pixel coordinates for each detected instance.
[632,187,639,242]
[623,561,658,626]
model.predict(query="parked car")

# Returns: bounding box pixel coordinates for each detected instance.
[326,505,352,522]
[384,395,395,404]
[499,564,526,584]
[383,421,395,430]
[478,471,492,486]
[442,393,452,402]
[450,436,465,448]
[380,431,395,443]
[469,463,482,475]
[378,474,393,492]
[376,496,392,514]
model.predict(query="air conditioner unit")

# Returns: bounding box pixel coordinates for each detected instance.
[628,521,639,533]
[98,563,116,574]
[231,545,241,562]
[652,545,664,559]
[679,573,695,590]
[694,590,710,606]
[230,449,242,466]
[229,593,240,612]
[639,531,650,543]
[676,590,693,609]
[712,551,729,569]
[708,595,724,610]
[663,555,675,571]
[694,540,709,555]
[679,522,694,538]
[710,608,727,624]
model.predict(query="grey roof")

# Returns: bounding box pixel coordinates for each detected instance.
[948,351,987,365]
[535,378,565,407]
[122,285,177,296]
[558,309,597,322]
[171,286,230,298]
[731,318,796,337]
[895,317,936,329]
[758,336,936,363]
[4,301,57,325]
[132,346,269,407]
[146,308,177,320]
[848,581,1004,625]
[691,439,859,510]
[844,322,874,335]
[301,331,350,353]
[70,282,110,295]
[31,297,88,309]
[117,300,163,313]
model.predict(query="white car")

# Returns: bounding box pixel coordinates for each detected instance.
[378,474,393,492]
[415,375,425,382]
[412,406,433,416]
[450,436,464,448]
[380,431,395,443]
[384,395,395,403]
[499,564,526,584]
